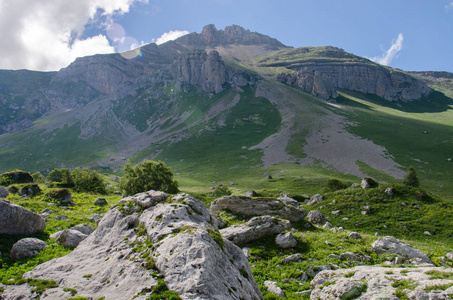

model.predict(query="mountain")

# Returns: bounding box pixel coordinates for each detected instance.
[0,24,452,197]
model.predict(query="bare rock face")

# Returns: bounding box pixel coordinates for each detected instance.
[273,47,431,101]
[220,215,290,245]
[8,192,261,300]
[172,49,226,93]
[210,195,307,222]
[0,186,9,198]
[372,236,433,265]
[10,238,47,259]
[0,200,46,235]
[310,266,453,300]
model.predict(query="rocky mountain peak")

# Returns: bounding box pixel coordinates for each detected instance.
[198,24,286,49]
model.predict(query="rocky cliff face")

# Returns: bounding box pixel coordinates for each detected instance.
[268,47,431,101]
[199,24,286,49]
[172,50,226,93]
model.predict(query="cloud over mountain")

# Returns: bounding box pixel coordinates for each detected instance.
[370,33,404,66]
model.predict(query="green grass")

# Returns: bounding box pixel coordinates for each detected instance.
[335,90,453,198]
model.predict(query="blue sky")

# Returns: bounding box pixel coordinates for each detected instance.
[1,0,452,72]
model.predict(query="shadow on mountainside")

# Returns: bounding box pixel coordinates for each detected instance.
[337,89,453,114]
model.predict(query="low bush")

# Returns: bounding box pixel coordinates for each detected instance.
[71,168,107,194]
[0,170,33,186]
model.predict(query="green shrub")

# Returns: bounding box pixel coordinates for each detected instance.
[0,170,33,186]
[325,178,348,192]
[45,188,72,205]
[71,168,106,194]
[211,185,232,197]
[119,160,179,196]
[31,172,46,184]
[47,168,74,187]
[403,167,419,187]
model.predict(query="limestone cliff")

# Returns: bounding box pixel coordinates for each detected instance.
[171,50,226,93]
[267,47,431,101]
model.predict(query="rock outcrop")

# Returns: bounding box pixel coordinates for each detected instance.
[220,215,290,245]
[271,47,431,101]
[210,195,307,222]
[5,191,261,299]
[372,236,433,265]
[172,50,226,93]
[310,266,453,300]
[0,200,46,235]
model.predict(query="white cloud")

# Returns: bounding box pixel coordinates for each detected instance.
[155,30,190,45]
[370,33,404,66]
[0,0,146,71]
[445,2,453,10]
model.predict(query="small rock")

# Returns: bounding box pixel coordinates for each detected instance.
[264,281,285,298]
[328,254,340,260]
[71,224,94,235]
[413,204,422,209]
[307,210,328,225]
[10,238,47,259]
[385,187,395,196]
[56,229,88,248]
[342,217,349,221]
[0,186,9,198]
[242,247,251,258]
[94,198,108,206]
[89,214,103,223]
[229,182,234,186]
[243,190,257,197]
[375,232,380,236]
[281,253,304,263]
[55,215,68,221]
[363,206,370,210]
[325,240,334,246]
[323,222,333,229]
[424,231,432,236]
[383,225,388,228]
[275,232,297,248]
[331,210,340,215]
[331,227,345,233]
[361,211,369,215]
[446,252,453,260]
[307,194,323,205]
[394,256,404,264]
[401,202,407,206]
[278,195,299,207]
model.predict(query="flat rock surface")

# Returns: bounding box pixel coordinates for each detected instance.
[210,195,307,222]
[310,266,453,300]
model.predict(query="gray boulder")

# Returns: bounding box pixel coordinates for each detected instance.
[0,200,46,235]
[210,195,307,222]
[372,236,433,265]
[278,196,299,207]
[55,215,68,221]
[0,186,9,198]
[18,184,41,197]
[385,187,395,196]
[11,192,262,300]
[275,232,297,248]
[307,194,323,205]
[307,210,328,225]
[94,198,108,206]
[264,281,285,298]
[221,215,290,245]
[71,224,94,235]
[56,229,88,248]
[348,232,361,239]
[282,253,305,263]
[339,252,372,263]
[10,238,47,259]
[311,266,453,300]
